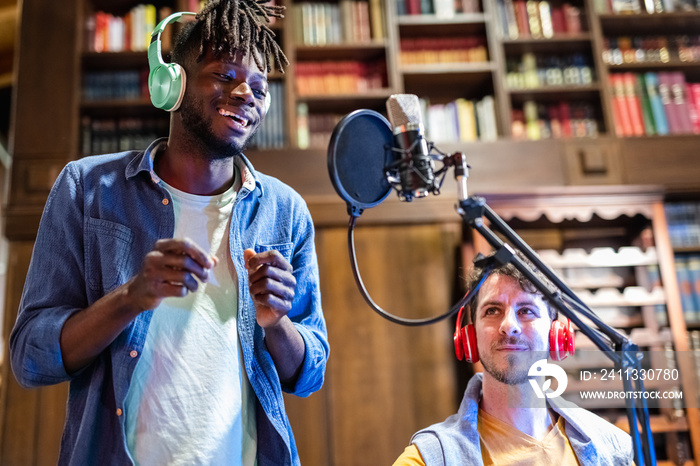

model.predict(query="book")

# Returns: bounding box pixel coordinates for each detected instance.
[419,0,434,14]
[622,72,645,136]
[369,0,385,40]
[562,4,581,34]
[538,1,554,38]
[644,72,669,135]
[676,256,698,323]
[669,71,694,134]
[688,254,700,322]
[503,0,519,39]
[559,101,572,137]
[434,0,456,18]
[480,96,498,141]
[550,7,565,34]
[525,0,542,38]
[687,83,700,133]
[524,100,540,140]
[658,72,681,134]
[636,74,656,135]
[513,0,530,37]
[456,98,478,141]
[610,74,633,136]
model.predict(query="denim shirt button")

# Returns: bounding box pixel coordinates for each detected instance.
[130,350,138,358]
[162,198,169,206]
[116,408,123,416]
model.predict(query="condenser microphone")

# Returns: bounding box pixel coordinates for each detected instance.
[385,94,439,202]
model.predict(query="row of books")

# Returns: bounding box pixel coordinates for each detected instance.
[248,82,286,150]
[420,96,498,143]
[665,202,700,249]
[80,117,169,157]
[595,0,700,14]
[512,101,598,140]
[292,0,384,46]
[608,72,700,137]
[399,37,488,65]
[82,70,147,102]
[295,60,387,96]
[675,254,700,323]
[602,35,700,66]
[494,0,583,40]
[86,5,173,53]
[296,104,343,149]
[636,263,669,326]
[506,53,593,89]
[396,0,481,16]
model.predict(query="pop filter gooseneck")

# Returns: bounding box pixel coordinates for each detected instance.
[328,106,469,326]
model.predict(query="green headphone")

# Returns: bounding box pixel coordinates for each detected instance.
[148,11,273,113]
[148,12,196,112]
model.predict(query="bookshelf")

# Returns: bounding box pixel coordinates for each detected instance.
[467,186,700,464]
[4,0,700,464]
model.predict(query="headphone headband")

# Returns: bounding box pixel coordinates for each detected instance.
[148,12,197,71]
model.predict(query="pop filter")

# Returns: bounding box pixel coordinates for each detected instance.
[327,109,394,217]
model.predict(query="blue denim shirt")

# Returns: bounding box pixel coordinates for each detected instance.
[10,138,330,466]
[411,373,634,466]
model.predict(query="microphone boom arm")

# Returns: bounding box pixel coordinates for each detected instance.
[341,139,657,465]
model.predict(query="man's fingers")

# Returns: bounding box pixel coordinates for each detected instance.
[249,277,295,303]
[155,238,216,269]
[251,292,293,313]
[161,254,210,282]
[244,249,292,273]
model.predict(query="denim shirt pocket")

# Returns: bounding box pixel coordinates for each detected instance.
[85,217,134,293]
[254,242,293,262]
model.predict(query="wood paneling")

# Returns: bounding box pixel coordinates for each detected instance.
[0,242,68,465]
[286,223,461,466]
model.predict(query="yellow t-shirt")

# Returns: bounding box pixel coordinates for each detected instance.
[392,410,580,466]
[478,410,580,466]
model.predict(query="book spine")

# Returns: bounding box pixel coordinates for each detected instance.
[670,71,694,134]
[610,74,633,136]
[645,72,669,135]
[636,74,656,135]
[688,83,700,133]
[513,0,531,37]
[622,72,645,136]
[658,72,681,134]
[525,0,542,38]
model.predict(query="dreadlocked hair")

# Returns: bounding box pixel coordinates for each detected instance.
[195,0,289,73]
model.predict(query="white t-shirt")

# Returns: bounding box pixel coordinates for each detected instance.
[124,167,257,465]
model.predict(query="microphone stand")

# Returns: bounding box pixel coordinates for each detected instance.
[450,153,656,466]
[344,146,657,465]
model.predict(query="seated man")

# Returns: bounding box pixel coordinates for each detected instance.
[393,254,634,466]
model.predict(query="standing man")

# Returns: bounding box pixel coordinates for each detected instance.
[10,1,329,464]
[393,255,633,465]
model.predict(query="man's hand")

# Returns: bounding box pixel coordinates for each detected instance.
[244,248,297,329]
[126,238,217,312]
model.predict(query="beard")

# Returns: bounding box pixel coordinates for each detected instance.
[480,337,541,386]
[179,95,257,160]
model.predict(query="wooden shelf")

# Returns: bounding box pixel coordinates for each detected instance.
[507,84,602,101]
[295,42,389,61]
[399,62,498,74]
[397,12,488,25]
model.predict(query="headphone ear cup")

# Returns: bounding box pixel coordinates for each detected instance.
[549,319,575,361]
[464,324,479,364]
[264,90,271,114]
[454,327,465,361]
[149,63,186,112]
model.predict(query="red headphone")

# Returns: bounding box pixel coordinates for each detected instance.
[453,305,575,363]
